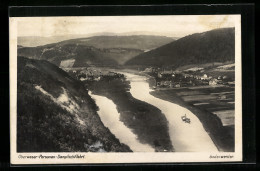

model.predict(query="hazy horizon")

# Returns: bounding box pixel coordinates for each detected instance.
[17,31,180,38]
[16,15,237,38]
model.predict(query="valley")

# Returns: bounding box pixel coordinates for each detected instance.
[66,67,234,152]
[17,27,236,152]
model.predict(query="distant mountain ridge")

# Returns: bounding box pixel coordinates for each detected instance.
[18,33,174,48]
[125,28,235,68]
[18,35,174,66]
[18,32,120,47]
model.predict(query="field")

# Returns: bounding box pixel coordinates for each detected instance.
[175,86,235,126]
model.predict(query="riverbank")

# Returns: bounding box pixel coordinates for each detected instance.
[85,78,174,152]
[150,89,234,152]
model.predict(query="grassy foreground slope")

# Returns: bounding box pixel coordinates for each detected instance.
[126,28,235,68]
[17,56,131,152]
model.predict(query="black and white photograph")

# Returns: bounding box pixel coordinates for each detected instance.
[10,15,242,164]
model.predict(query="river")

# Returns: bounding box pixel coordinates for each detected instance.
[89,72,218,152]
[89,91,155,152]
[122,72,218,152]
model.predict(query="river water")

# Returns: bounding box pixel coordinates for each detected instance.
[89,91,155,152]
[122,73,218,152]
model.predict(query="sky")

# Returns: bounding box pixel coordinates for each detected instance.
[17,15,237,38]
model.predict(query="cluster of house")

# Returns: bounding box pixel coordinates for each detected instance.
[143,67,233,88]
[181,73,231,86]
[69,69,123,81]
[156,73,232,88]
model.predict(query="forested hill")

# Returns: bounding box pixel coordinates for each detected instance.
[64,35,174,50]
[125,28,235,68]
